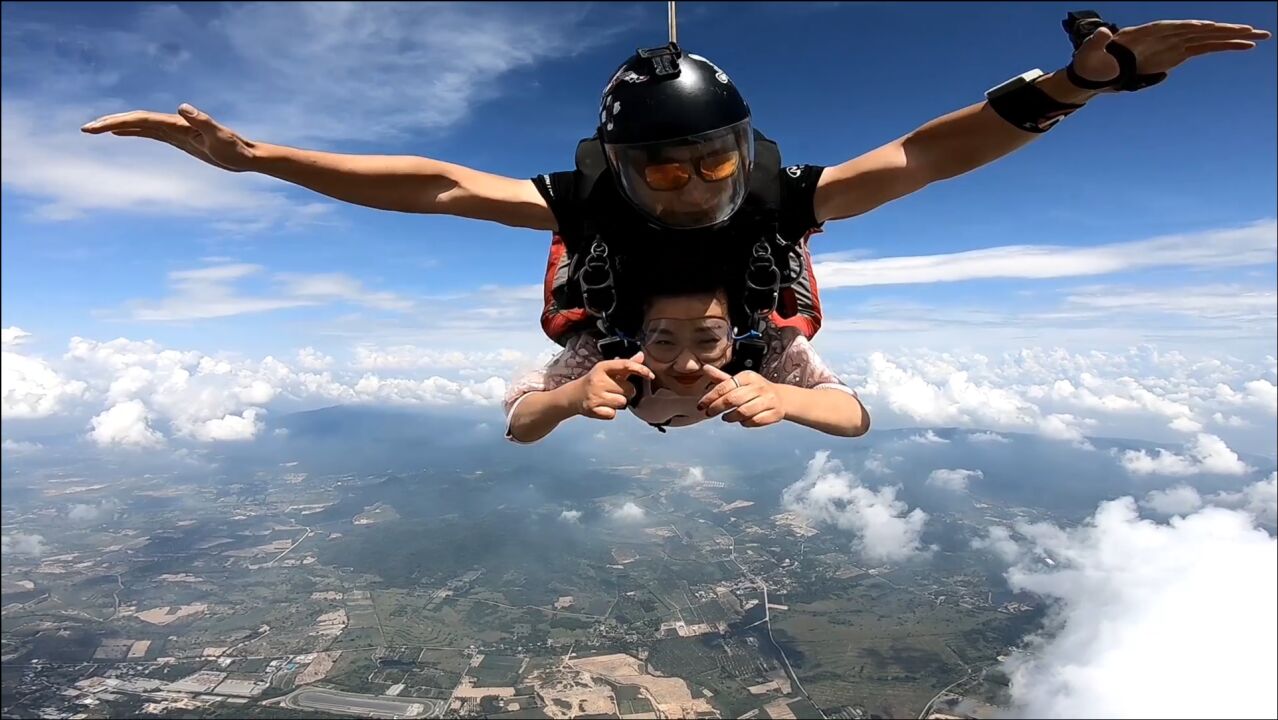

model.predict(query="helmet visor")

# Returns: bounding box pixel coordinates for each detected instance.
[605,119,753,229]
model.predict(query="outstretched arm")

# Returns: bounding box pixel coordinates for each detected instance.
[698,365,869,438]
[507,353,654,444]
[82,104,558,231]
[813,17,1269,224]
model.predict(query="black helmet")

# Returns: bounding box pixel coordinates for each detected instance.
[598,43,754,230]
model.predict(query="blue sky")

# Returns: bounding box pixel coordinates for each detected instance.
[2,2,1275,455]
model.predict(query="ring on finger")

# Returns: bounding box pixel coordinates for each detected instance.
[731,377,741,389]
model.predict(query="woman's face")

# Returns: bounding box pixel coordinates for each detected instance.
[641,292,733,396]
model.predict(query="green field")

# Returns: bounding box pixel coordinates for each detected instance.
[771,580,1035,718]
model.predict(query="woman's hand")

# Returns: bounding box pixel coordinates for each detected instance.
[571,352,654,420]
[697,365,786,428]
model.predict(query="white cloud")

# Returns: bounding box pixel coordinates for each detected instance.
[927,468,982,492]
[1215,379,1278,416]
[814,219,1276,288]
[971,525,1021,564]
[2,327,32,348]
[68,500,120,522]
[191,408,263,442]
[841,347,1277,457]
[679,467,706,485]
[1141,485,1204,516]
[611,502,646,523]
[1,100,331,227]
[352,346,532,372]
[1,533,47,557]
[1002,498,1276,719]
[862,453,894,475]
[3,4,630,223]
[1064,285,1278,325]
[276,273,414,312]
[781,451,928,564]
[118,263,415,322]
[966,431,1010,443]
[1209,473,1278,528]
[89,400,164,448]
[296,347,334,371]
[1120,433,1252,477]
[2,438,43,455]
[908,430,949,444]
[559,510,582,524]
[2,349,89,418]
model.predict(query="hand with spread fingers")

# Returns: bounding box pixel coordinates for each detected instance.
[80,104,257,173]
[1068,18,1270,91]
[697,365,786,429]
[571,352,656,421]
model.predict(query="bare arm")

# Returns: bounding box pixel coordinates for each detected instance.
[507,381,584,443]
[813,15,1270,224]
[776,385,870,438]
[247,143,557,230]
[506,355,653,444]
[813,70,1099,224]
[82,104,558,231]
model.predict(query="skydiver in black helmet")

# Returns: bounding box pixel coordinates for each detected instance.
[81,8,1270,431]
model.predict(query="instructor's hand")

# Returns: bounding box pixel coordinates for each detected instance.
[572,352,654,421]
[81,104,257,173]
[698,366,785,429]
[1071,18,1269,87]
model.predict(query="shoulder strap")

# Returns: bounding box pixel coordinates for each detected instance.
[746,128,781,225]
[574,134,607,215]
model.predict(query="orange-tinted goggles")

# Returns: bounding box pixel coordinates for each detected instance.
[642,151,741,191]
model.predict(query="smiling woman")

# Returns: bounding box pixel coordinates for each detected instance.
[502,265,869,443]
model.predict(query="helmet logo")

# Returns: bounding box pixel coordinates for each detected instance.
[786,165,802,178]
[603,69,650,98]
[688,53,731,84]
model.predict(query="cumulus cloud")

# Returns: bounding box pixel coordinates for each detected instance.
[2,348,89,418]
[1120,433,1252,477]
[966,431,1010,443]
[1001,498,1276,719]
[68,500,120,522]
[971,525,1021,564]
[1209,473,1278,528]
[781,451,928,564]
[862,453,895,475]
[559,510,582,524]
[89,400,164,448]
[6,333,512,447]
[611,502,646,523]
[353,346,533,373]
[927,468,982,492]
[1141,485,1204,516]
[2,327,32,348]
[814,219,1276,288]
[296,347,334,371]
[191,408,263,442]
[1,532,47,557]
[844,347,1276,459]
[908,430,949,444]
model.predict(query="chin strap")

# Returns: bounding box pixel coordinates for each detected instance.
[1062,10,1167,92]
